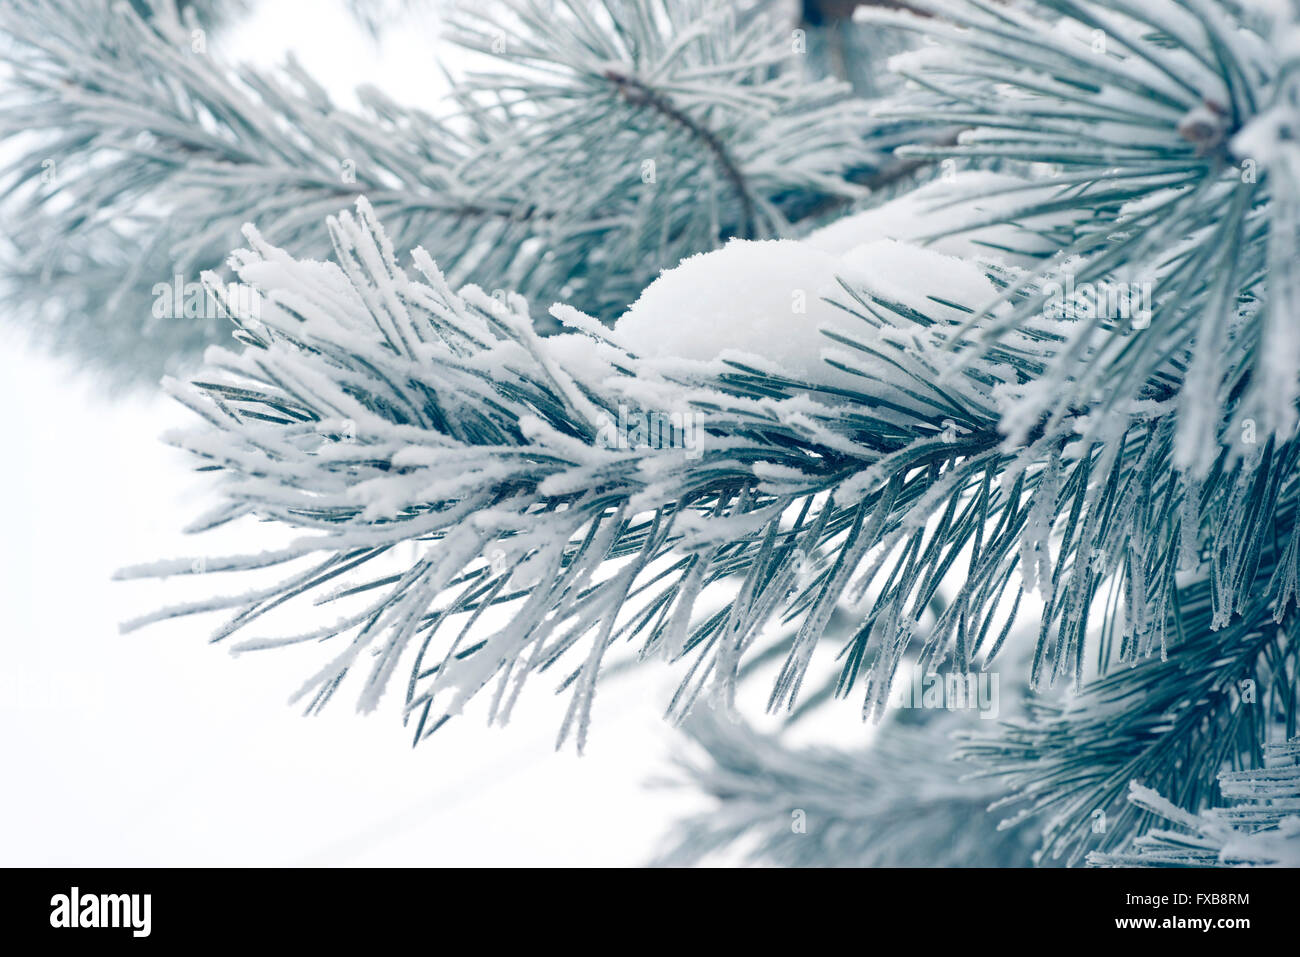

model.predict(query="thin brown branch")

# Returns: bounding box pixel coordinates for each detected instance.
[603,68,759,240]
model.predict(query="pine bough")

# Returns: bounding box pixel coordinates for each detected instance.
[105,0,1300,866]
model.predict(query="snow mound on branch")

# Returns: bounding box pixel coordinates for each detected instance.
[609,236,1005,395]
[839,238,1002,318]
[614,238,872,388]
[610,177,1054,391]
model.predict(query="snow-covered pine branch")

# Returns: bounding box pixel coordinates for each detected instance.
[116,151,1292,758]
[114,193,1064,749]
[654,621,1045,866]
[1089,737,1300,867]
[654,706,1041,866]
[859,0,1300,474]
[958,514,1300,864]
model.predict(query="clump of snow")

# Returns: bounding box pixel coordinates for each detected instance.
[839,238,1002,321]
[613,238,873,389]
[609,175,1060,391]
[607,231,1007,394]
